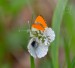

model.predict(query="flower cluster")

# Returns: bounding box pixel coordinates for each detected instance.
[27,27,55,58]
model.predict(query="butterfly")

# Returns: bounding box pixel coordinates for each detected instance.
[27,16,55,58]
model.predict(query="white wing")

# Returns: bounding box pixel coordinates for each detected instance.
[44,27,55,42]
[27,38,37,58]
[36,44,49,58]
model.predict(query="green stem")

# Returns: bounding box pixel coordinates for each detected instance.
[30,56,35,68]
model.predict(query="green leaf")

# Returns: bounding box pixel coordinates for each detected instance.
[51,0,68,68]
[63,37,72,68]
[63,4,75,56]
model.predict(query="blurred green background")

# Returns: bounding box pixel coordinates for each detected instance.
[0,0,75,68]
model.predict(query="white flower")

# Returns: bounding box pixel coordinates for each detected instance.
[44,27,55,42]
[27,38,49,58]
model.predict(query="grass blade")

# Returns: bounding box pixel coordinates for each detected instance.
[63,38,72,68]
[51,0,68,68]
[72,58,75,68]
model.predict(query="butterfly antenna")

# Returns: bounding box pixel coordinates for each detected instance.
[27,21,31,32]
[28,21,30,29]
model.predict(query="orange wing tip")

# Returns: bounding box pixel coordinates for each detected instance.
[32,24,44,31]
[35,16,47,28]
